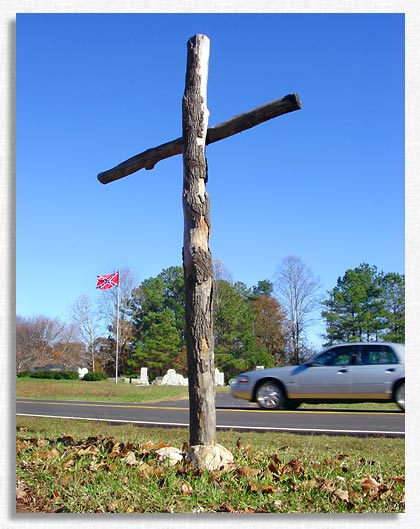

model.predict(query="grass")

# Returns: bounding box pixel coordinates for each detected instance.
[15,379,404,513]
[16,378,400,411]
[16,378,189,403]
[16,416,405,514]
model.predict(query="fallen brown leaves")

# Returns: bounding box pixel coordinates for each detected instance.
[16,434,405,514]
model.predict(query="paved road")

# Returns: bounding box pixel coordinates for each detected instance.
[16,394,405,437]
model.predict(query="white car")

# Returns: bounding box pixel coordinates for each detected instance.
[230,342,405,411]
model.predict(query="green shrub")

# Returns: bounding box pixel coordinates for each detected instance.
[30,370,79,380]
[121,373,138,379]
[82,372,108,381]
[30,371,55,379]
[17,370,33,378]
[53,371,79,380]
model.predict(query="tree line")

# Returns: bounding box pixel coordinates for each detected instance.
[16,258,404,380]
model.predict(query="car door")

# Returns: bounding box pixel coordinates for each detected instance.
[351,344,402,399]
[288,346,354,399]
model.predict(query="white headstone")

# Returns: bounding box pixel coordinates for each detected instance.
[215,368,224,386]
[78,367,88,379]
[137,367,149,385]
[161,369,188,386]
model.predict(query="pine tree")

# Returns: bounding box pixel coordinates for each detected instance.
[322,263,404,344]
[129,309,181,379]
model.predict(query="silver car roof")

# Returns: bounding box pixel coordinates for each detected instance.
[323,342,404,360]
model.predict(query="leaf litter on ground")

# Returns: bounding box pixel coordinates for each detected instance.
[16,431,405,514]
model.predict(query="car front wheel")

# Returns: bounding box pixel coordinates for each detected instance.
[394,381,405,411]
[255,381,286,410]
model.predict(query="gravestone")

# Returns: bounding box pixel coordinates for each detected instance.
[215,368,224,386]
[137,367,149,385]
[161,369,188,386]
[78,367,88,379]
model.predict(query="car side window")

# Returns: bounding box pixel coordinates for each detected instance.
[312,346,353,366]
[357,345,398,365]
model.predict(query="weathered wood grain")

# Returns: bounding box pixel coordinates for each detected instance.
[182,34,217,447]
[97,93,301,184]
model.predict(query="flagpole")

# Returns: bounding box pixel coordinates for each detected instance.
[115,274,120,384]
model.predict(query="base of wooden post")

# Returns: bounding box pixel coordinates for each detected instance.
[186,444,234,472]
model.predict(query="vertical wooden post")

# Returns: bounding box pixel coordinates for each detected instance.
[182,34,216,446]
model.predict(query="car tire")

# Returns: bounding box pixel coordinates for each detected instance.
[394,381,405,411]
[255,381,286,410]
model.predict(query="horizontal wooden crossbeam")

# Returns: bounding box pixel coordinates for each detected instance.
[97,93,301,184]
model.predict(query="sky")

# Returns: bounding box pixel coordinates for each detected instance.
[16,13,405,347]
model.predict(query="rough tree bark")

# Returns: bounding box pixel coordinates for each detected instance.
[182,34,216,446]
[95,33,301,459]
[97,94,301,184]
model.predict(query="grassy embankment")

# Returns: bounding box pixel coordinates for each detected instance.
[16,377,399,410]
[16,377,190,403]
[16,378,404,513]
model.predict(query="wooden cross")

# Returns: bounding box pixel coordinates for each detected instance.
[97,34,301,447]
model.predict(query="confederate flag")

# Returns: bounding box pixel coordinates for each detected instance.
[96,271,119,290]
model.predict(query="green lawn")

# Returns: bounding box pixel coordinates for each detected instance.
[16,416,405,513]
[15,380,405,513]
[16,377,399,411]
[16,377,189,402]
[16,378,405,513]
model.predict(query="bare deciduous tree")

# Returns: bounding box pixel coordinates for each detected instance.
[212,258,234,329]
[16,315,78,372]
[274,256,322,364]
[213,258,233,284]
[16,315,36,373]
[96,267,139,375]
[69,294,102,371]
